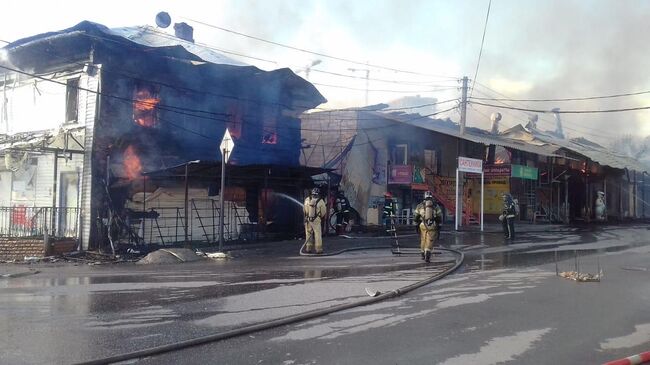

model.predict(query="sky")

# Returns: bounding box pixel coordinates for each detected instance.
[2,0,650,145]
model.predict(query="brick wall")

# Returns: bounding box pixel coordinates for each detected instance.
[0,237,45,260]
[0,237,77,260]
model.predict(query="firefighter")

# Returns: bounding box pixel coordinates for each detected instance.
[414,191,443,263]
[382,192,396,235]
[500,193,517,240]
[334,190,351,235]
[304,187,327,254]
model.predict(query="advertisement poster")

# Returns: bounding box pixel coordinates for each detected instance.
[485,177,510,214]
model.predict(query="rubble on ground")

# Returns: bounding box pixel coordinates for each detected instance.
[558,271,602,282]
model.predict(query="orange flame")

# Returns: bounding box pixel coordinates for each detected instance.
[123,145,142,180]
[133,89,160,127]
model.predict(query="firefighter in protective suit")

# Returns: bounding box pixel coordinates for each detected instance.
[334,190,351,235]
[414,191,443,263]
[382,192,396,235]
[500,193,517,240]
[304,187,327,254]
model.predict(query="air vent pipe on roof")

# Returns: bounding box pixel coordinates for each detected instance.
[551,108,564,139]
[490,112,502,135]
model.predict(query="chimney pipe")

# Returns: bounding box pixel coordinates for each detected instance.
[526,114,538,131]
[490,112,502,135]
[551,108,564,139]
[173,22,194,43]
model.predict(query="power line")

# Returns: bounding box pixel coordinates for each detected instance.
[1,62,460,138]
[469,100,650,114]
[470,0,492,99]
[312,82,458,93]
[4,29,464,116]
[308,68,460,86]
[470,83,617,139]
[70,32,457,110]
[182,16,459,79]
[135,26,462,86]
[468,87,615,140]
[470,89,650,102]
[138,26,278,65]
[316,98,459,112]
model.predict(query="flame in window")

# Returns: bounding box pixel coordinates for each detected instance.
[123,145,142,180]
[133,88,160,127]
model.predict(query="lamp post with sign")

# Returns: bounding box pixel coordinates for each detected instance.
[456,156,484,232]
[219,129,234,252]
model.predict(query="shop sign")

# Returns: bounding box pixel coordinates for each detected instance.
[389,165,412,184]
[511,164,538,180]
[484,164,512,177]
[458,157,483,173]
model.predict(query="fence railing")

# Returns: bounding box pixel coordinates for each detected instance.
[0,206,80,238]
[130,199,251,246]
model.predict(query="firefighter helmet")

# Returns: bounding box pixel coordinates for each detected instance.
[311,187,321,196]
[424,191,433,200]
[384,192,393,198]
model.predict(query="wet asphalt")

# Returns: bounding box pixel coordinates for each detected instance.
[1,223,649,364]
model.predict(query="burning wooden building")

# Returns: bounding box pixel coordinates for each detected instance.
[0,21,326,253]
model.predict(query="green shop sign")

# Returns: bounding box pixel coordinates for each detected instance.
[511,164,538,180]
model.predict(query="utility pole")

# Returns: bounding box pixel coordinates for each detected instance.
[349,63,370,106]
[460,76,468,135]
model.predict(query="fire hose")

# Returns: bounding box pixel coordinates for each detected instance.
[75,248,464,365]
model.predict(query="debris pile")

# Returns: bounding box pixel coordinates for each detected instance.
[558,271,602,282]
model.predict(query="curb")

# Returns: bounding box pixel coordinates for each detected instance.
[603,351,650,365]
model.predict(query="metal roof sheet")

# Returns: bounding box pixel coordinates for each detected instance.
[108,26,249,67]
[368,111,563,157]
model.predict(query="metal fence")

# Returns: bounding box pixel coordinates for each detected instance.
[132,200,251,246]
[0,207,80,238]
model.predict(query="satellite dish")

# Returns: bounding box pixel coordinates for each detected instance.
[155,12,172,28]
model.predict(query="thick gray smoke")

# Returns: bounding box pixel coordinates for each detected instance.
[200,0,650,142]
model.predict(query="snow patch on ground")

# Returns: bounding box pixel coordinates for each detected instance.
[600,323,650,350]
[437,328,553,365]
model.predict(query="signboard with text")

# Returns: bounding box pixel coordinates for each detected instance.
[388,165,413,184]
[511,164,538,180]
[458,157,483,174]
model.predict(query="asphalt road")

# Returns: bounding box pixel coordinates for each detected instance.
[1,225,649,364]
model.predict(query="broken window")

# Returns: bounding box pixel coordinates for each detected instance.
[133,84,160,128]
[424,149,438,174]
[392,144,408,165]
[65,78,79,123]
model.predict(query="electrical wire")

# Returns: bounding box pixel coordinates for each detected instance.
[469,100,650,114]
[182,16,459,79]
[312,82,457,93]
[469,84,628,140]
[469,0,492,99]
[469,89,650,102]
[23,31,459,113]
[0,63,459,138]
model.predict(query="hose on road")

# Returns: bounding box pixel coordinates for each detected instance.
[76,248,464,365]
